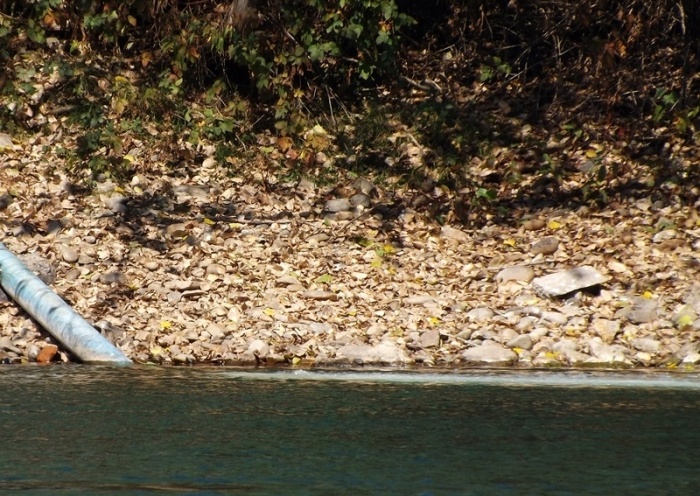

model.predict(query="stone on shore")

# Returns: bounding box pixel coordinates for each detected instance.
[336,341,409,365]
[591,318,620,344]
[36,344,58,363]
[461,342,518,365]
[324,198,352,212]
[418,329,441,349]
[530,237,559,256]
[532,266,609,297]
[496,265,535,283]
[617,297,658,324]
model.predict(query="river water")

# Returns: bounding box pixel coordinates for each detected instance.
[1,366,699,495]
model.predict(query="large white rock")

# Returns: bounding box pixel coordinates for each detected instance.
[532,266,609,297]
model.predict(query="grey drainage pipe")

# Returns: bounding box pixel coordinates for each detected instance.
[0,243,131,365]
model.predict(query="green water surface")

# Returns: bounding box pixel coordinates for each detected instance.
[0,367,699,495]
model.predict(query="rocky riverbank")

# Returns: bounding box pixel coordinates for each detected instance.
[1,141,700,368]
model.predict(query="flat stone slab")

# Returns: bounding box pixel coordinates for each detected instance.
[532,265,609,297]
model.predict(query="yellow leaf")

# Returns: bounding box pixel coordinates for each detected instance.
[382,244,396,254]
[150,346,163,356]
[347,309,357,316]
[503,238,516,247]
[547,220,562,230]
[370,258,382,268]
[676,314,694,328]
[123,154,135,163]
[428,316,440,325]
[127,15,137,26]
[263,308,276,317]
[292,356,301,365]
[544,351,559,360]
[642,291,653,299]
[585,149,597,158]
[203,217,216,226]
[160,320,172,330]
[513,347,524,355]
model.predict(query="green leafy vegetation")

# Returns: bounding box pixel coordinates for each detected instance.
[1,0,700,223]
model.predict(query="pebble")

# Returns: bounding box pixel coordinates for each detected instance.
[617,297,658,324]
[25,343,40,361]
[496,265,535,283]
[405,295,438,306]
[324,198,352,212]
[631,338,661,354]
[0,133,12,148]
[247,339,269,357]
[205,263,226,276]
[530,237,559,256]
[506,334,533,350]
[522,218,546,231]
[467,307,494,322]
[419,329,441,348]
[587,337,628,363]
[172,353,191,364]
[353,178,376,195]
[302,290,338,301]
[652,229,677,243]
[276,276,302,286]
[349,193,371,208]
[144,260,159,271]
[440,225,470,242]
[58,244,79,263]
[591,318,620,344]
[307,233,329,243]
[167,291,182,304]
[0,336,21,354]
[100,271,128,285]
[105,195,127,214]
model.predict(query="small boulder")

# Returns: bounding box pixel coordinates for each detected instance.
[461,342,518,365]
[532,266,609,297]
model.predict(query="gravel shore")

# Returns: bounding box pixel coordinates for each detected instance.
[1,149,700,369]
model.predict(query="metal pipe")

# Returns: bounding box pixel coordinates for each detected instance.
[0,243,131,365]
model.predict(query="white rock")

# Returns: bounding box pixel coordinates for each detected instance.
[532,266,609,297]
[337,341,409,364]
[466,307,494,322]
[652,229,677,243]
[496,265,535,283]
[461,342,518,365]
